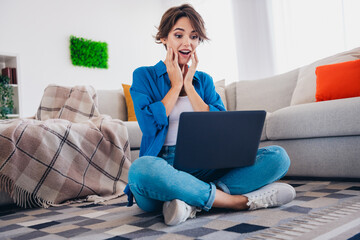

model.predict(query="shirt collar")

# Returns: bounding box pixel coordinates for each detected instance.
[155,61,167,77]
[155,60,200,82]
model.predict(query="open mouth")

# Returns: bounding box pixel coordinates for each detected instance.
[179,50,191,56]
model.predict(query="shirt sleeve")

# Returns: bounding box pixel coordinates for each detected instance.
[203,74,226,112]
[130,67,168,136]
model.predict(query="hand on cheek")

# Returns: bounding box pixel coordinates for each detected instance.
[184,52,198,90]
[164,47,183,90]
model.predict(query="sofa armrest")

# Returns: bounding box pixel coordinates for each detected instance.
[123,121,142,150]
[267,97,360,140]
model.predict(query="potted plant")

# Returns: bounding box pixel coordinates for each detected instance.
[0,75,14,119]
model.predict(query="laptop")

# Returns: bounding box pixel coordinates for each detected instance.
[173,110,266,170]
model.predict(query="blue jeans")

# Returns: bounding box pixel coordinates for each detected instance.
[128,145,290,212]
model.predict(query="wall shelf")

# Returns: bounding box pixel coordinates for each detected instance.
[0,53,21,118]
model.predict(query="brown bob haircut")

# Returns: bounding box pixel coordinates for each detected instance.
[155,4,209,47]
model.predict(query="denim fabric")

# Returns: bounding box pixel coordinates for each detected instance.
[128,145,290,213]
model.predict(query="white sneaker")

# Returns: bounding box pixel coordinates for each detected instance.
[162,199,200,226]
[244,183,296,210]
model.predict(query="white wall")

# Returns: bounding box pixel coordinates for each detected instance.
[0,0,239,117]
[2,0,358,117]
[0,0,165,117]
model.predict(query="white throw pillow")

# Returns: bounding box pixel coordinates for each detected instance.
[215,79,227,110]
[290,47,360,105]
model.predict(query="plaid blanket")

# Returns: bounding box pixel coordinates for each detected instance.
[0,85,131,208]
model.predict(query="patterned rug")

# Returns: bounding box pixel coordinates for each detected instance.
[1,180,360,240]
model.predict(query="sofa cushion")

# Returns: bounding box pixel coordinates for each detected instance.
[122,84,137,121]
[215,79,227,110]
[315,59,360,102]
[291,47,360,106]
[260,112,270,141]
[97,89,127,121]
[225,82,236,111]
[123,121,142,149]
[236,68,299,113]
[266,96,360,140]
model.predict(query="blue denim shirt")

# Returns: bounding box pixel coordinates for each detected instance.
[130,60,226,158]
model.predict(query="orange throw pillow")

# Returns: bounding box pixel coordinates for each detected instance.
[315,59,360,102]
[122,84,137,121]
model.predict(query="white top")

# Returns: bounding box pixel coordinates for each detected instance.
[164,96,194,146]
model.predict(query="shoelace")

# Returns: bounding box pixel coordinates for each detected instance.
[247,189,278,210]
[187,205,201,219]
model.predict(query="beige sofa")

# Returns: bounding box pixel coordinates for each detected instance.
[97,47,360,180]
[1,48,359,206]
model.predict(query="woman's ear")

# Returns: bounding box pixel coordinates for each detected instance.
[160,38,167,45]
[160,38,167,50]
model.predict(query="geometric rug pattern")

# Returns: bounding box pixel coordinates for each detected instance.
[1,180,360,240]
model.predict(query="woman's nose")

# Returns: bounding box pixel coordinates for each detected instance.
[182,36,191,47]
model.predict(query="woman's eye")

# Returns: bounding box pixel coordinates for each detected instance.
[175,34,182,38]
[191,35,199,40]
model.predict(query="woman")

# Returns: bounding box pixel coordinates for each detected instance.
[126,4,296,226]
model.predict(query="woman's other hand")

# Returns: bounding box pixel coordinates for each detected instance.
[184,51,198,93]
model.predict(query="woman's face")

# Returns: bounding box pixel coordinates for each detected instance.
[161,17,200,66]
